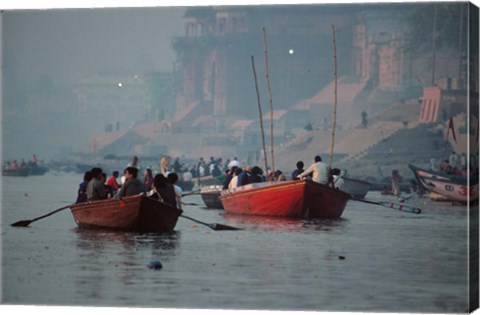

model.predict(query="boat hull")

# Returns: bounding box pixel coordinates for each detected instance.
[219,179,350,219]
[342,177,372,199]
[200,185,224,209]
[2,167,30,177]
[409,164,478,203]
[70,195,182,232]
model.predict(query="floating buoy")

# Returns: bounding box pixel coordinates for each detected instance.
[148,259,163,270]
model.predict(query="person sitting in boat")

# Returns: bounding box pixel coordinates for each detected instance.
[106,171,121,193]
[296,155,329,184]
[143,168,154,191]
[275,170,286,181]
[228,167,243,190]
[86,168,108,201]
[76,171,93,203]
[148,173,177,208]
[127,156,139,169]
[331,168,344,190]
[222,167,236,190]
[291,161,304,180]
[11,160,19,169]
[167,172,183,210]
[248,166,264,184]
[100,172,114,198]
[116,167,146,198]
[236,166,251,187]
[20,159,27,168]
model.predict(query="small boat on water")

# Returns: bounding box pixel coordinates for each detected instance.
[69,195,182,232]
[3,165,49,177]
[219,179,350,219]
[409,164,478,203]
[200,185,224,209]
[2,167,30,177]
[341,177,372,199]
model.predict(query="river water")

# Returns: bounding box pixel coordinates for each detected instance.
[0,172,475,313]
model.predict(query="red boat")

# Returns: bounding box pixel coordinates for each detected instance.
[219,179,350,219]
[69,195,182,232]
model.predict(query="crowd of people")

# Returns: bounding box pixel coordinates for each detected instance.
[75,156,184,210]
[3,154,42,170]
[75,154,348,209]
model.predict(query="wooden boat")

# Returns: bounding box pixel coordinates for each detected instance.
[409,164,478,203]
[69,195,182,232]
[196,175,222,186]
[219,179,350,219]
[200,185,224,209]
[341,177,372,199]
[177,180,195,192]
[2,167,30,177]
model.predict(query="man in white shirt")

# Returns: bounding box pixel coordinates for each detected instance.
[227,157,240,170]
[296,155,329,184]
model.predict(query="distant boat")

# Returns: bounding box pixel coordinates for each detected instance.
[219,179,350,219]
[409,164,478,203]
[341,177,372,199]
[200,185,224,209]
[69,195,182,232]
[2,167,30,177]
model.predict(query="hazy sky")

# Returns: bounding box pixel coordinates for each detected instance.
[2,7,186,86]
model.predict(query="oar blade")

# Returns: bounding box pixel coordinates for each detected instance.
[209,223,242,231]
[11,220,32,227]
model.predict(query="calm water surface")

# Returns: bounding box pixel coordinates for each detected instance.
[1,173,474,312]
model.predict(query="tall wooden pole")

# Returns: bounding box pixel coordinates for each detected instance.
[329,24,338,171]
[262,27,275,174]
[431,5,437,86]
[251,55,269,173]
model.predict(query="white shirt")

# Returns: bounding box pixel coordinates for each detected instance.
[228,159,240,170]
[297,161,329,184]
[228,175,238,190]
[333,175,344,189]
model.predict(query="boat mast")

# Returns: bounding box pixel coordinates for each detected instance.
[262,27,275,175]
[251,55,269,173]
[328,24,338,172]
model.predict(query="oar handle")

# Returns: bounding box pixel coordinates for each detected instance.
[351,198,422,214]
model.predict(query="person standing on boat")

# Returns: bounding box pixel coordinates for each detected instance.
[291,161,304,180]
[296,155,329,184]
[391,169,402,197]
[116,167,146,198]
[127,156,139,169]
[160,155,171,175]
[86,168,108,201]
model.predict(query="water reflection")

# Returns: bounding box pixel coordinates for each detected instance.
[71,228,182,305]
[221,213,348,233]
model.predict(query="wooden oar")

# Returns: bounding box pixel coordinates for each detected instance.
[153,199,241,231]
[179,213,241,231]
[11,204,74,227]
[182,190,201,197]
[351,198,422,214]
